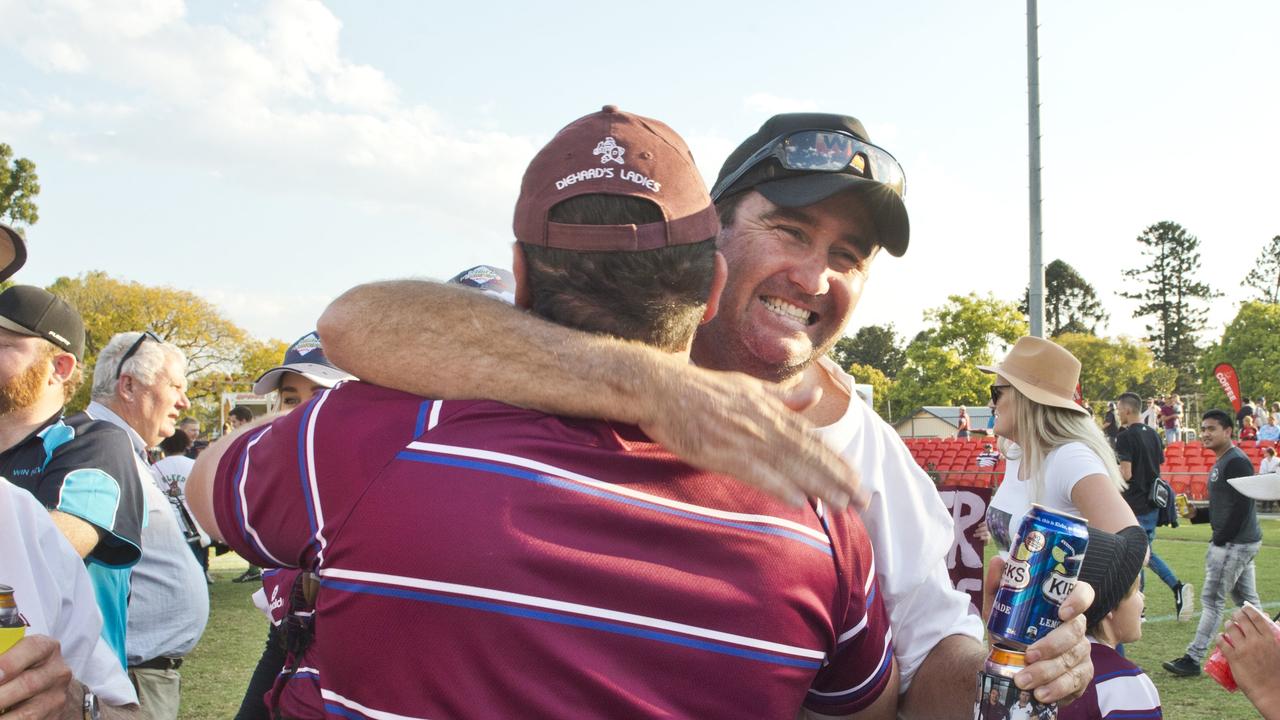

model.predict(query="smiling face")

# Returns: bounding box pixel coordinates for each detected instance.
[691,190,879,381]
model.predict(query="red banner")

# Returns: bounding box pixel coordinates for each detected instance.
[1214,362,1243,413]
[937,484,992,616]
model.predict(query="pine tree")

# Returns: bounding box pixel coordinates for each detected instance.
[1119,221,1219,390]
[1019,259,1109,336]
[1241,235,1280,303]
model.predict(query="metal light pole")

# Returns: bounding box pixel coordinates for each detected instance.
[1027,0,1045,338]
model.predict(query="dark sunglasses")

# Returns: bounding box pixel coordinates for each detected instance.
[115,331,161,380]
[711,129,906,202]
[990,384,1013,404]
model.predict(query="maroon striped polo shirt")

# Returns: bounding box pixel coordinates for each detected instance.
[214,381,892,719]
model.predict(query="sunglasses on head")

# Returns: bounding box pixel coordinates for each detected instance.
[115,331,161,380]
[990,384,1013,404]
[711,129,907,202]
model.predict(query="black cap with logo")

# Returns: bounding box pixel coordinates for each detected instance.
[0,286,86,360]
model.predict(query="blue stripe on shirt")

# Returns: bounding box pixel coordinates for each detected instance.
[395,450,833,556]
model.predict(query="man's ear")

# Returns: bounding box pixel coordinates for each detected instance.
[700,251,728,324]
[49,353,77,384]
[511,243,532,310]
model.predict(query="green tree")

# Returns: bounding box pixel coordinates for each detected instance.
[1019,259,1109,336]
[1241,235,1280,304]
[1118,221,1219,391]
[828,324,905,379]
[1198,301,1280,412]
[1053,333,1172,413]
[844,362,892,420]
[0,143,40,228]
[888,293,1027,417]
[45,272,265,420]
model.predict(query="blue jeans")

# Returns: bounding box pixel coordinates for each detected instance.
[1137,508,1179,591]
[1187,541,1262,661]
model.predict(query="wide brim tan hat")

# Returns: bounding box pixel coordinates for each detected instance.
[978,336,1088,415]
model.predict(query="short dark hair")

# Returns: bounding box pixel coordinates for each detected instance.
[159,430,191,456]
[1117,392,1142,413]
[229,406,253,423]
[1202,409,1234,430]
[178,416,199,428]
[520,194,717,352]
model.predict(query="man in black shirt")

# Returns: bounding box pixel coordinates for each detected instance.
[1114,392,1192,621]
[1163,409,1263,677]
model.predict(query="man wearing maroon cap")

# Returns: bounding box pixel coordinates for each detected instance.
[190,107,899,719]
[314,110,1096,715]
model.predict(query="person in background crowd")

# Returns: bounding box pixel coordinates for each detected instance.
[976,443,1001,469]
[0,222,140,716]
[315,111,1097,713]
[1102,401,1119,447]
[228,405,254,430]
[1257,415,1280,442]
[1059,525,1162,719]
[1259,446,1279,475]
[178,416,200,443]
[983,337,1139,557]
[232,330,355,720]
[1140,397,1161,431]
[1164,410,1263,677]
[1215,604,1280,719]
[194,107,903,719]
[1239,415,1257,441]
[957,406,971,439]
[155,430,211,580]
[1114,392,1193,621]
[1161,395,1182,446]
[85,332,209,719]
[0,285,145,668]
[1236,397,1255,429]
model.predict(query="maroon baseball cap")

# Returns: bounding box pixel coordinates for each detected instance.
[513,105,720,252]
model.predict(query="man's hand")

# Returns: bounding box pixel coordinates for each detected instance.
[1218,604,1280,717]
[983,557,1094,705]
[634,357,863,510]
[0,634,77,719]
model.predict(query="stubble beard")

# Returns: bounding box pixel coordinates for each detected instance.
[0,359,52,416]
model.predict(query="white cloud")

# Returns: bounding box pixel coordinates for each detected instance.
[1,0,537,221]
[743,92,819,116]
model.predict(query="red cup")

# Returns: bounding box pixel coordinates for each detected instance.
[1206,609,1280,692]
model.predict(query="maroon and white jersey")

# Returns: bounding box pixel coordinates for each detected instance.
[259,569,323,719]
[213,382,892,719]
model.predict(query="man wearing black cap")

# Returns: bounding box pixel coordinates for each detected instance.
[0,285,146,669]
[316,111,1094,713]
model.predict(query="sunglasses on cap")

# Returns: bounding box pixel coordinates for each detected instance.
[115,331,161,380]
[711,129,907,202]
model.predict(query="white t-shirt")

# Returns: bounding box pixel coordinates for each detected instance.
[1259,455,1280,475]
[0,479,137,705]
[987,441,1106,556]
[817,358,984,689]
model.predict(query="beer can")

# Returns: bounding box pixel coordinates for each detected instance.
[1175,493,1190,518]
[987,504,1089,648]
[0,583,25,654]
[975,646,1058,719]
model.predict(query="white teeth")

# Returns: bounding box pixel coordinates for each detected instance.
[761,296,812,325]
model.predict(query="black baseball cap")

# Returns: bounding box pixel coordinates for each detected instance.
[1078,525,1148,629]
[0,223,29,282]
[713,113,909,257]
[0,285,86,360]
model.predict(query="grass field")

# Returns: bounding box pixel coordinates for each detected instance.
[177,520,1280,718]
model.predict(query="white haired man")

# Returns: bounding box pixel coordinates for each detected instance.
[84,332,209,720]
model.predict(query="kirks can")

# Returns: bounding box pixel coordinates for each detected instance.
[1175,493,1190,518]
[975,646,1057,719]
[987,504,1089,648]
[0,583,25,654]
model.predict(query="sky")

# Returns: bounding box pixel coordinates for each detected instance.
[1,0,1276,348]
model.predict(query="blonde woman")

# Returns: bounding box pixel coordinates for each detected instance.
[981,336,1139,555]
